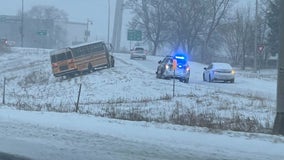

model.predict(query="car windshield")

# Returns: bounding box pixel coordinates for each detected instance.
[212,63,232,70]
[176,59,187,65]
[0,0,283,160]
[134,47,144,51]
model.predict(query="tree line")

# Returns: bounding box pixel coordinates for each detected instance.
[17,5,69,48]
[127,0,280,69]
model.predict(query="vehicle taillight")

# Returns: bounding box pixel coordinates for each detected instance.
[52,63,58,67]
[68,59,74,64]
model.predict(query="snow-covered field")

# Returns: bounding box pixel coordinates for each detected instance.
[0,48,277,130]
[0,47,282,160]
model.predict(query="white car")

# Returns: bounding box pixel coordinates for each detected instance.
[203,63,235,83]
[130,46,146,60]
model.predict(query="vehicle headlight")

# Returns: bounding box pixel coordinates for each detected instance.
[165,64,169,70]
[186,66,190,72]
[231,70,235,75]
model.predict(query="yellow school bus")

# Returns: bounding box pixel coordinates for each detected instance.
[50,41,114,78]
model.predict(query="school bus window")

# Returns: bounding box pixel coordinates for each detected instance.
[82,48,87,55]
[82,48,86,55]
[51,55,56,63]
[87,45,92,54]
[78,48,82,55]
[73,49,77,57]
[85,47,89,55]
[57,53,66,61]
[73,48,80,57]
[88,45,93,54]
[67,51,72,59]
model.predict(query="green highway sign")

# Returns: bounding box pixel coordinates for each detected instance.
[37,30,47,36]
[127,29,142,41]
[0,16,7,22]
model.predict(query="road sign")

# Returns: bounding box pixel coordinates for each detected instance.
[127,29,142,41]
[257,44,265,53]
[37,30,47,36]
[0,16,6,22]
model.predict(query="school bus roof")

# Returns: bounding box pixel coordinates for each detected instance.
[68,40,105,49]
[50,48,71,56]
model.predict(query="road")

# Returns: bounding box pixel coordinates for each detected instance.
[0,120,215,160]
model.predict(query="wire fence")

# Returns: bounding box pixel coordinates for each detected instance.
[1,75,78,112]
[0,74,276,134]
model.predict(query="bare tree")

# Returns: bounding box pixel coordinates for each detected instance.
[127,0,234,59]
[25,5,68,20]
[221,7,255,69]
[166,0,207,54]
[201,0,231,63]
[127,0,169,55]
[21,5,69,48]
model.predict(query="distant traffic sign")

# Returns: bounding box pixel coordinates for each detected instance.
[257,44,265,53]
[37,30,47,36]
[0,16,6,22]
[127,29,142,41]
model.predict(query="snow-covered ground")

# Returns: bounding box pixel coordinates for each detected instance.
[0,48,282,160]
[1,108,284,160]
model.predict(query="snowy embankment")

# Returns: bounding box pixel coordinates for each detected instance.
[0,48,277,133]
[0,48,282,160]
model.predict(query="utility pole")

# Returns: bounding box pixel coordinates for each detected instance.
[254,0,258,73]
[21,0,24,47]
[273,0,284,135]
[112,0,124,51]
[107,0,110,44]
[2,78,6,105]
[84,19,92,42]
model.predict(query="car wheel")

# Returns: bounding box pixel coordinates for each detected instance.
[66,73,74,79]
[184,78,189,83]
[156,68,162,79]
[111,56,115,67]
[159,68,165,79]
[88,63,93,72]
[231,79,235,83]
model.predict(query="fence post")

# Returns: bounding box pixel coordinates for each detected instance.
[2,77,5,104]
[173,70,175,97]
[76,83,82,112]
[172,59,177,97]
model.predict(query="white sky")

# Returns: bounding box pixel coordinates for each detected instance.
[0,0,132,47]
[0,0,256,49]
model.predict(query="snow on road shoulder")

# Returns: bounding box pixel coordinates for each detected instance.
[0,107,284,160]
